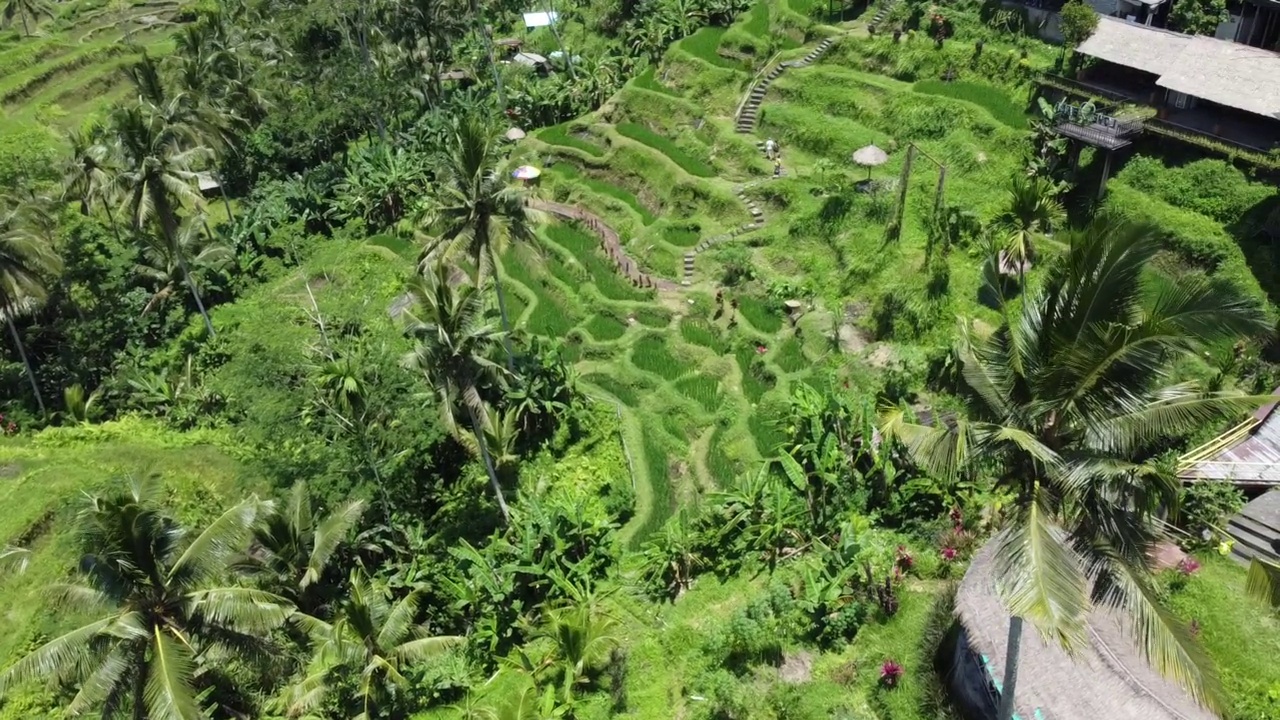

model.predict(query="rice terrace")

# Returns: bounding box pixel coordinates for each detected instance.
[2,0,1280,717]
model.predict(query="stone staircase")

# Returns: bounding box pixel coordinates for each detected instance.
[681,182,768,285]
[866,0,898,31]
[1227,489,1280,566]
[735,36,838,134]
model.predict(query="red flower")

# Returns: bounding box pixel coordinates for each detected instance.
[1177,557,1201,576]
[941,547,957,562]
[895,545,914,569]
[880,659,904,687]
[756,345,768,354]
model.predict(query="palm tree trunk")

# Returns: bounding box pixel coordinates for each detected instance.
[470,0,507,109]
[6,314,45,415]
[996,615,1023,720]
[493,273,516,372]
[177,253,216,337]
[214,171,234,223]
[101,197,124,246]
[20,11,29,37]
[467,403,511,524]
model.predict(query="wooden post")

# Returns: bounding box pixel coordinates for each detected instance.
[933,165,947,215]
[890,145,916,242]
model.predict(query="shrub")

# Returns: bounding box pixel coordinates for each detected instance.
[773,336,807,373]
[662,222,702,247]
[616,123,716,178]
[632,306,672,328]
[539,124,606,157]
[1177,481,1244,548]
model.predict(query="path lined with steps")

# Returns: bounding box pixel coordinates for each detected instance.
[529,198,681,291]
[866,0,898,32]
[682,182,768,285]
[735,36,838,134]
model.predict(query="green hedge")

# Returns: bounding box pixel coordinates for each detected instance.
[1114,156,1276,226]
[616,123,716,178]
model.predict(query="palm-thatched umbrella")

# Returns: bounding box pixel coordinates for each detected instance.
[852,144,888,180]
[505,127,526,141]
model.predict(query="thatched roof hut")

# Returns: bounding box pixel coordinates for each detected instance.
[944,542,1217,720]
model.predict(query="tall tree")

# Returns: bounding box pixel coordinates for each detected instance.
[420,116,533,370]
[238,480,366,614]
[0,0,53,36]
[994,174,1064,291]
[880,217,1271,718]
[110,103,218,336]
[401,261,512,522]
[0,476,292,719]
[134,210,232,317]
[60,126,123,244]
[283,573,462,719]
[0,194,61,415]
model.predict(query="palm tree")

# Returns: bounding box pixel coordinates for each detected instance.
[0,194,61,415]
[60,126,125,243]
[1,0,53,36]
[110,103,218,336]
[283,573,462,719]
[0,475,292,718]
[401,262,512,522]
[509,603,618,705]
[240,480,366,614]
[993,174,1065,290]
[135,210,232,317]
[879,217,1271,718]
[420,115,533,370]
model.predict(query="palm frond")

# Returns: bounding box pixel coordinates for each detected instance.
[376,589,422,649]
[878,407,975,481]
[0,615,118,693]
[145,627,202,720]
[1086,386,1274,455]
[1246,558,1280,607]
[303,498,366,588]
[169,498,266,585]
[1092,553,1223,712]
[65,646,134,716]
[188,587,294,634]
[392,635,464,664]
[992,489,1089,651]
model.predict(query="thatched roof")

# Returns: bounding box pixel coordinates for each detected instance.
[1076,17,1189,76]
[1156,37,1280,119]
[955,542,1218,720]
[1077,17,1280,120]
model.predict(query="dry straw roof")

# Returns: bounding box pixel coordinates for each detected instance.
[1077,17,1280,119]
[955,542,1218,720]
[1076,17,1190,76]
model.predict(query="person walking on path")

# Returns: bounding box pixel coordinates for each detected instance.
[773,158,782,177]
[765,138,777,160]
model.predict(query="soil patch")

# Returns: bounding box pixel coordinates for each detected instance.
[778,650,814,683]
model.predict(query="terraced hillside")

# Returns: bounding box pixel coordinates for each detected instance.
[0,0,188,144]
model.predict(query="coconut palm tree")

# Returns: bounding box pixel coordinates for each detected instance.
[879,216,1271,718]
[239,480,366,614]
[401,261,512,522]
[420,115,533,370]
[135,210,232,317]
[0,194,61,415]
[110,103,218,336]
[993,174,1064,290]
[283,572,462,719]
[1,0,53,36]
[0,475,292,719]
[508,603,618,705]
[60,126,124,241]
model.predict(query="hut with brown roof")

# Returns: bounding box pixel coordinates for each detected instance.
[943,543,1218,720]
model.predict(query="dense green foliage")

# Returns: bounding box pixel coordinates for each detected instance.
[2,0,1280,717]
